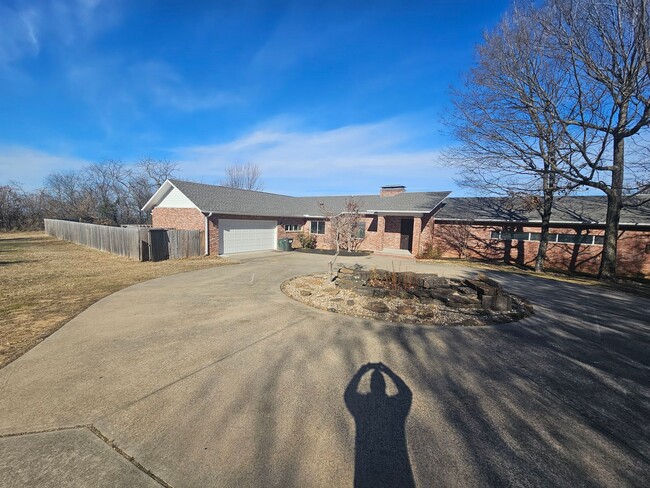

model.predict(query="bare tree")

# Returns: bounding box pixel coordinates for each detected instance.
[130,158,178,222]
[539,0,650,279]
[221,163,264,191]
[44,170,95,222]
[446,3,574,272]
[42,158,179,226]
[319,198,364,280]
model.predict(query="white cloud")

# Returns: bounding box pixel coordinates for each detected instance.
[65,59,239,130]
[0,145,90,188]
[172,118,458,194]
[0,0,119,65]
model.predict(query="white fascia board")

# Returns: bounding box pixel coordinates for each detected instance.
[141,180,173,212]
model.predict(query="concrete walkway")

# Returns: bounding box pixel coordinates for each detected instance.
[1,252,648,487]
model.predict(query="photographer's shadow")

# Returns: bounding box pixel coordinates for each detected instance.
[344,363,415,488]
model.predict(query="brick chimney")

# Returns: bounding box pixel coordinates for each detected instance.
[380,185,406,197]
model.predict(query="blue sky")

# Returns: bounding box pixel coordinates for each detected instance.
[0,0,511,195]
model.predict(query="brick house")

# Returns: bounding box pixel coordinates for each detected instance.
[142,179,650,277]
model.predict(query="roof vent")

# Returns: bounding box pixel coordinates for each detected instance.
[380,185,406,197]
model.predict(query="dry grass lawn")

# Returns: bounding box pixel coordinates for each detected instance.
[0,231,233,368]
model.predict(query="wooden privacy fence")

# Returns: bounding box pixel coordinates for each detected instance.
[44,219,203,261]
[148,228,203,261]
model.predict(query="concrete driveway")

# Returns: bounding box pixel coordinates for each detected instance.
[1,252,648,487]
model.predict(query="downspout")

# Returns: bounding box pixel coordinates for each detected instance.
[204,212,213,255]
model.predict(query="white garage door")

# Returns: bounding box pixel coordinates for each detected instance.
[219,219,277,254]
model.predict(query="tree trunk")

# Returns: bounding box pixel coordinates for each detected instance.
[535,171,555,272]
[329,235,340,282]
[599,135,624,281]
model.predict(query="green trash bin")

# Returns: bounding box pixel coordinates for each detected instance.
[278,238,294,251]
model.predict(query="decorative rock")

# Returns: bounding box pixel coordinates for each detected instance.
[457,286,476,296]
[338,267,355,275]
[419,297,436,304]
[300,290,312,297]
[336,280,357,290]
[409,289,430,299]
[347,300,355,306]
[327,307,338,313]
[331,298,343,302]
[355,287,375,297]
[364,301,389,313]
[492,295,512,312]
[429,288,454,299]
[372,288,389,298]
[416,309,435,318]
[420,275,447,288]
[464,279,497,298]
[476,273,502,290]
[481,295,495,310]
[396,305,416,315]
[446,295,477,308]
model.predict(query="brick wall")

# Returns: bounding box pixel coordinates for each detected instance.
[383,216,403,249]
[431,221,650,278]
[151,207,205,230]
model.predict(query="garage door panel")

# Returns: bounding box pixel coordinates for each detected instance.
[219,219,277,254]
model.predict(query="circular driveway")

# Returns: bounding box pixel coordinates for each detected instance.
[1,252,649,487]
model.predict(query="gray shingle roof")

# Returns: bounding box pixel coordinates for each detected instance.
[169,179,451,216]
[435,195,650,225]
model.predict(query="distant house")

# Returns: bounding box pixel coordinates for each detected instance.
[142,179,650,277]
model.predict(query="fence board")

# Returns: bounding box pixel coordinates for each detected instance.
[44,219,142,260]
[44,219,203,261]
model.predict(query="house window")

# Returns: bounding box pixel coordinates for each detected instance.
[284,224,302,232]
[490,230,603,245]
[353,222,366,239]
[310,221,325,234]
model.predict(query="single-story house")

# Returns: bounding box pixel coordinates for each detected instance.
[142,179,650,277]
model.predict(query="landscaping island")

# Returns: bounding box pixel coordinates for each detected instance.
[282,266,533,326]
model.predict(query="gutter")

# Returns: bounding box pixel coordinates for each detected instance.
[204,212,213,255]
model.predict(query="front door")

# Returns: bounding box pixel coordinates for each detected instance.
[400,218,414,251]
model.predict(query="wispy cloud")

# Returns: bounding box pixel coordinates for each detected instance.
[0,0,119,66]
[66,59,239,132]
[0,145,91,188]
[172,117,457,194]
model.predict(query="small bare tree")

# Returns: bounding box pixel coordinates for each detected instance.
[221,163,264,191]
[319,198,364,281]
